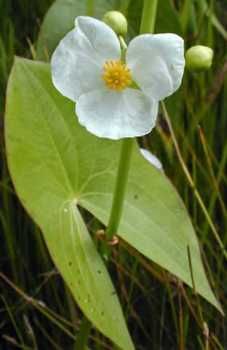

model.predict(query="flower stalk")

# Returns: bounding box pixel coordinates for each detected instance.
[106,138,134,240]
[140,0,158,34]
[106,0,159,242]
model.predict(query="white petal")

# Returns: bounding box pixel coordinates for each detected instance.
[75,17,121,63]
[51,16,121,102]
[76,89,159,140]
[140,148,163,171]
[127,34,185,101]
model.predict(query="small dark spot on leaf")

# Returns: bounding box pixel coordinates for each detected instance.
[68,261,72,266]
[97,270,101,274]
[134,194,138,199]
[111,291,116,296]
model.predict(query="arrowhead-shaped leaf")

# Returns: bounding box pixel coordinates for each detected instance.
[5,58,134,350]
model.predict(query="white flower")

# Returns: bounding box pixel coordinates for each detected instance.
[140,148,163,171]
[51,16,185,140]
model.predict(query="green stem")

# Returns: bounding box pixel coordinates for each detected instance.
[106,0,159,240]
[140,0,158,34]
[86,0,94,16]
[74,317,92,350]
[106,138,134,240]
[119,35,127,61]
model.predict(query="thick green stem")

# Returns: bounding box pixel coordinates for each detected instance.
[106,1,159,241]
[140,0,158,34]
[106,138,134,240]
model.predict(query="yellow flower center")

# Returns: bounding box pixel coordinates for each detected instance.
[102,60,132,91]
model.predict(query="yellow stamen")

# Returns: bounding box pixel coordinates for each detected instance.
[102,60,132,91]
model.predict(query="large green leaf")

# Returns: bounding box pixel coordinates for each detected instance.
[5,58,134,350]
[36,0,120,60]
[5,57,221,342]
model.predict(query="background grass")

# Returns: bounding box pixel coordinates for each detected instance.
[0,0,227,349]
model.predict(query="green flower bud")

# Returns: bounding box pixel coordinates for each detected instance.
[185,45,214,72]
[103,11,128,37]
